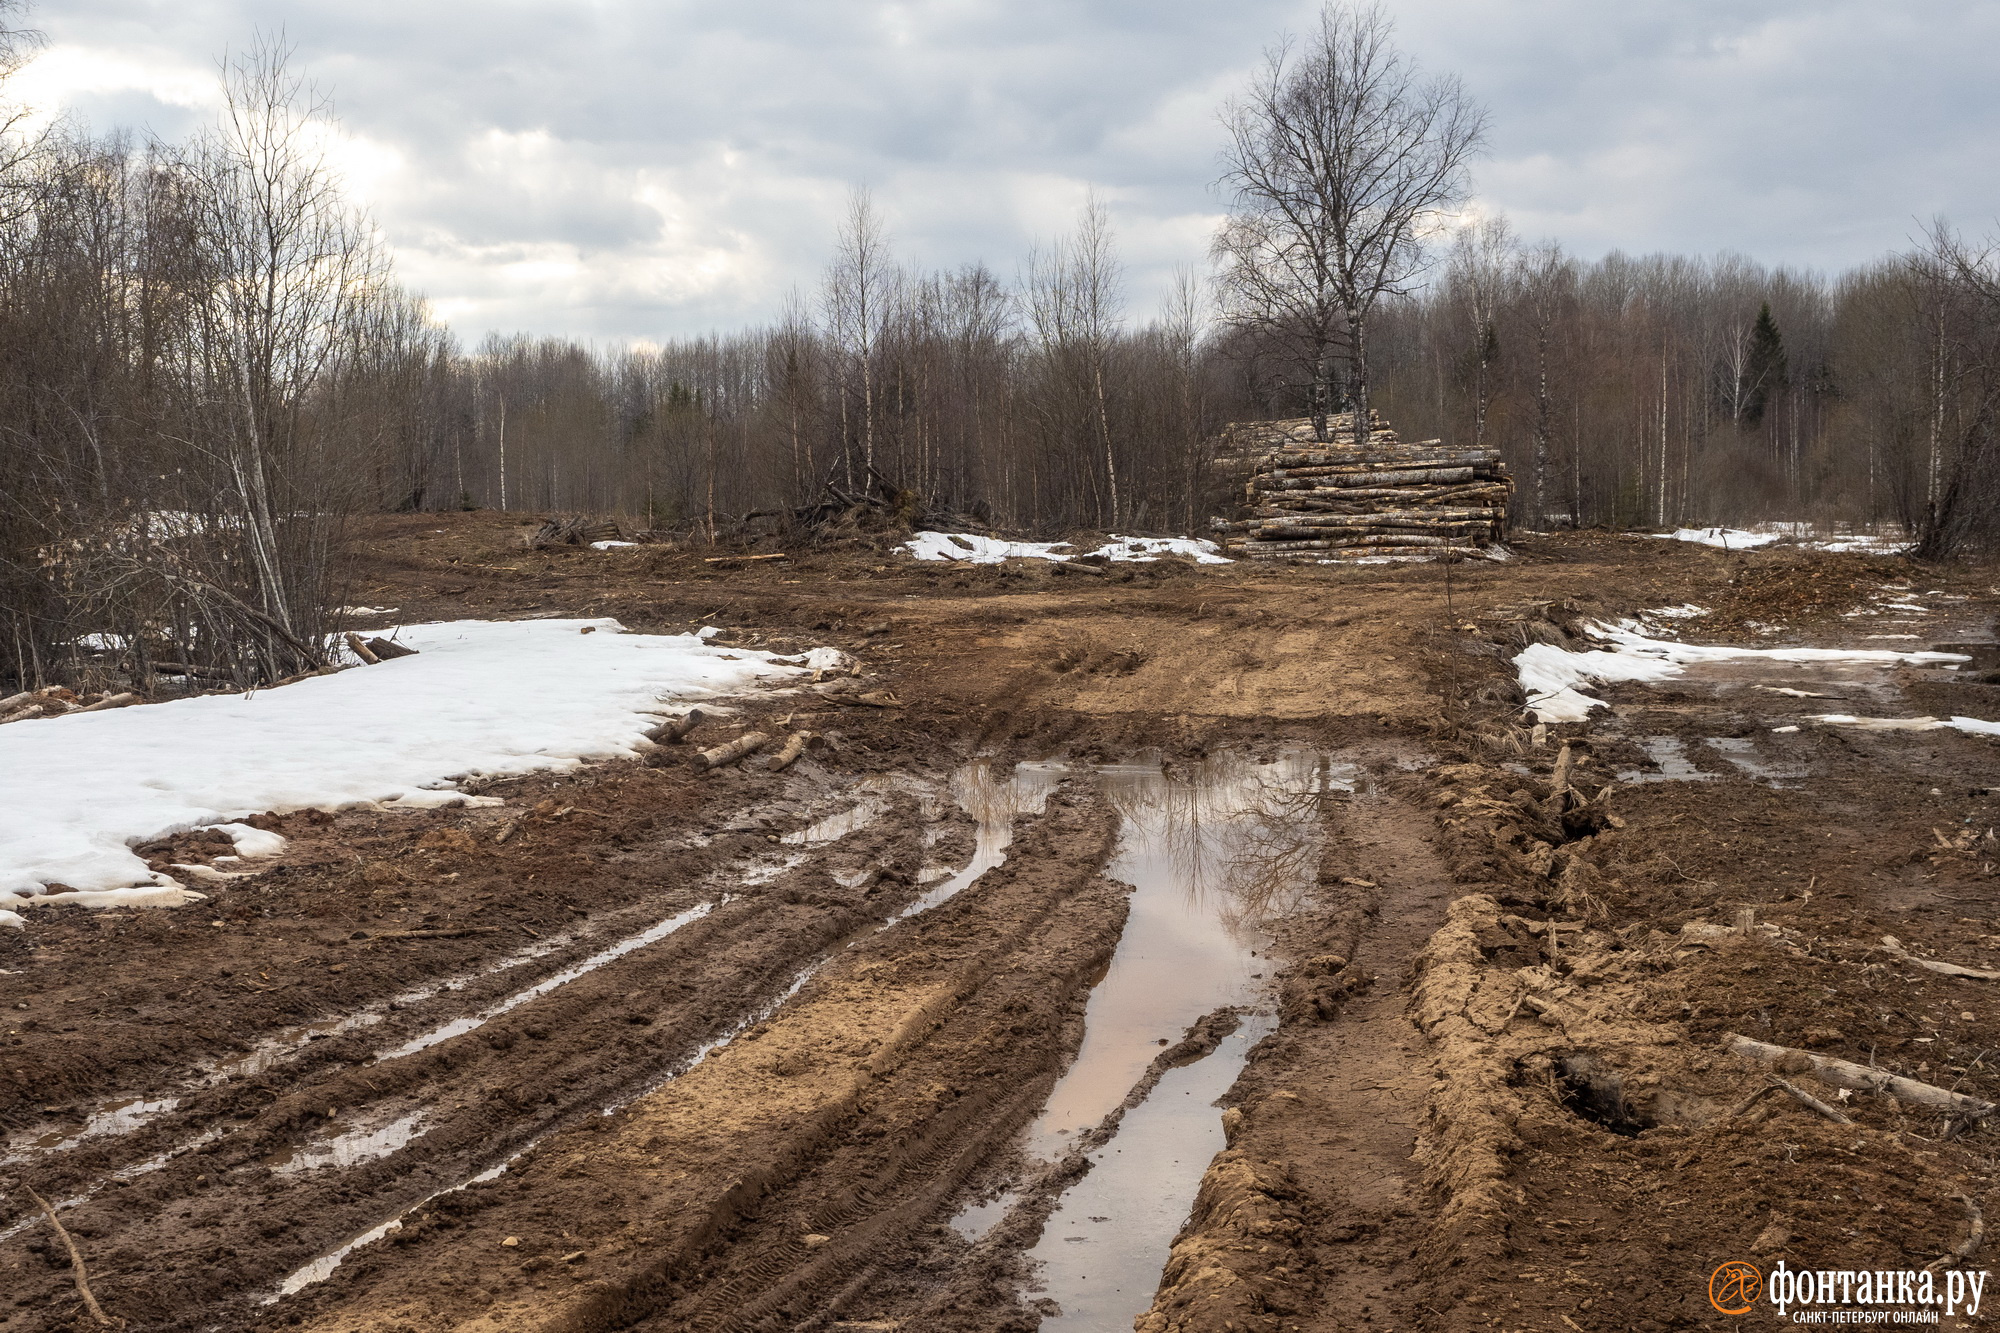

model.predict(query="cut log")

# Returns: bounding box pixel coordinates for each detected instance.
[1723,1033,1997,1118]
[697,731,769,770]
[1878,935,2000,981]
[766,731,815,771]
[364,637,420,661]
[645,707,709,744]
[0,690,32,713]
[345,632,381,665]
[77,692,142,713]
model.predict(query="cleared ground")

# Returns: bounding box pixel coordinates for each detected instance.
[5,514,2000,1332]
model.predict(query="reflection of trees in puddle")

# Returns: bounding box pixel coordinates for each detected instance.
[950,759,1067,827]
[1099,749,1351,932]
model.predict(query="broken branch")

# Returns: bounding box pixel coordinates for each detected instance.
[22,1183,116,1327]
[1723,1034,1998,1119]
[1765,1074,1853,1124]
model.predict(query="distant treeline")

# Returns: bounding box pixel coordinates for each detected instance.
[6,30,2000,694]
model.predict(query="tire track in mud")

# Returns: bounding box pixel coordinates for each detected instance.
[0,786,954,1332]
[273,787,1125,1333]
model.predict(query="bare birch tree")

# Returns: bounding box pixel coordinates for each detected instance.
[1214,1,1485,442]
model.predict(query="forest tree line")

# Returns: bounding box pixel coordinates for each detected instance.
[5,12,2000,693]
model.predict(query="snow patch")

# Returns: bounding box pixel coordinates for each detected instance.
[903,531,1231,565]
[589,541,638,550]
[0,618,812,910]
[1657,527,1783,549]
[1514,621,1969,723]
[1813,714,2000,737]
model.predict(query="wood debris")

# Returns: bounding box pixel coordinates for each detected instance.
[1209,410,1513,561]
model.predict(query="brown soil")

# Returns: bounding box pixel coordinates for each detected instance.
[6,513,2000,1333]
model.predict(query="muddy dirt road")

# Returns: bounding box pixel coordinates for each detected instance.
[8,515,2000,1332]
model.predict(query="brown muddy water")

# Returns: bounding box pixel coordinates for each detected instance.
[973,747,1351,1328]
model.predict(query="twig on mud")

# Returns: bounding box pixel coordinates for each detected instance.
[1765,1075,1854,1125]
[21,1183,118,1327]
[1722,1083,1780,1122]
[1927,1194,1985,1272]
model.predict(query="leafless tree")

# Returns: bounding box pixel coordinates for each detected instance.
[1214,1,1486,442]
[1907,221,2000,558]
[1024,193,1126,526]
[822,188,898,485]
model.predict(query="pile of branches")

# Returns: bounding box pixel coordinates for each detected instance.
[730,469,987,548]
[1209,411,1512,560]
[529,515,627,548]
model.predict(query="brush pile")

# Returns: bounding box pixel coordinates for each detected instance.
[1210,411,1512,560]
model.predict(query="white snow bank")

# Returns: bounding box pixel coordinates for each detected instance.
[1658,527,1783,549]
[906,532,1072,563]
[0,618,812,911]
[1090,535,1232,564]
[1652,523,1908,554]
[1514,620,1968,723]
[1515,642,1681,723]
[1814,714,2000,737]
[903,531,1232,565]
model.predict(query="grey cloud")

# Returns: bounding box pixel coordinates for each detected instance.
[33,0,2000,341]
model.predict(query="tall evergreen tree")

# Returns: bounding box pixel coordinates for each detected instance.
[1739,301,1788,426]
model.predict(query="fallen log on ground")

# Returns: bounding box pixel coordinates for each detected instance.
[77,692,142,713]
[364,637,420,661]
[1879,935,2000,981]
[345,633,381,665]
[1723,1033,1998,1119]
[697,731,769,769]
[703,552,789,564]
[646,707,710,745]
[767,731,815,771]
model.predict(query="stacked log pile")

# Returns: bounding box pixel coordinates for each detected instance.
[1210,411,1512,560]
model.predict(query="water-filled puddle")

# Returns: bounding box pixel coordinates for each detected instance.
[1026,1015,1276,1328]
[379,901,719,1061]
[1703,736,1806,783]
[1,1096,180,1165]
[268,1111,427,1174]
[1615,736,1716,785]
[887,760,1065,924]
[975,747,1346,1327]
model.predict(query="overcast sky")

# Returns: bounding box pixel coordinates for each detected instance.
[24,1,2000,344]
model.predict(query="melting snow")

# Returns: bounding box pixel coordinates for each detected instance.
[1813,714,2000,737]
[1657,527,1784,549]
[0,619,813,913]
[1515,620,1968,723]
[903,531,1230,565]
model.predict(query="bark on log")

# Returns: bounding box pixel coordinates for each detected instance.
[645,707,709,744]
[1878,935,2000,981]
[364,637,420,661]
[1723,1033,1997,1118]
[697,731,769,769]
[0,690,31,713]
[77,692,142,713]
[345,632,381,666]
[766,731,814,771]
